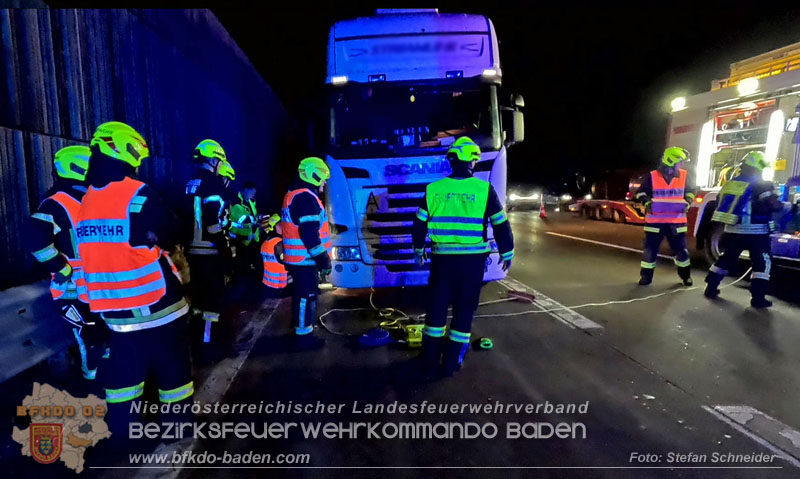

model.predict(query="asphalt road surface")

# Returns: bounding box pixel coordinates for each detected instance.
[5,211,800,478]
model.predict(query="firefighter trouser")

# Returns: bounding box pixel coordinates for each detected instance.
[59,300,108,381]
[640,224,691,281]
[285,265,319,336]
[104,315,193,436]
[423,253,488,375]
[233,242,262,283]
[705,233,772,301]
[187,253,225,342]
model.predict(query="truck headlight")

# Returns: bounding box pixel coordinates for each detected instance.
[331,246,361,261]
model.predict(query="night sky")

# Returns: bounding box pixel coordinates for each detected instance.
[216,3,800,193]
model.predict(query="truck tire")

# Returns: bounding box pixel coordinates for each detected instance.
[581,206,591,218]
[592,207,601,220]
[704,222,725,265]
[612,210,625,223]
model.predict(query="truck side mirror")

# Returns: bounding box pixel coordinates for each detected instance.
[510,110,524,145]
[502,93,525,147]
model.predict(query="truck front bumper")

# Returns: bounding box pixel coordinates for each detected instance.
[330,252,508,289]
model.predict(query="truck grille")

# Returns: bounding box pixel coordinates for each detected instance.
[363,183,428,264]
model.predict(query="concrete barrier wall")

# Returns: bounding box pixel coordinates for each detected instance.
[0,9,286,288]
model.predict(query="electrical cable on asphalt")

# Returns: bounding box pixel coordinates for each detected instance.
[318,289,518,336]
[317,267,754,334]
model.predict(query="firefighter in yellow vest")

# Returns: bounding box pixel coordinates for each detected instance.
[76,122,193,437]
[280,157,332,350]
[635,147,695,286]
[705,151,788,308]
[28,145,107,381]
[230,181,262,283]
[412,137,514,377]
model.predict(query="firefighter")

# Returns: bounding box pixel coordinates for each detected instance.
[76,122,192,436]
[260,214,289,294]
[28,145,107,381]
[635,147,695,286]
[185,140,233,343]
[704,151,788,308]
[280,157,332,350]
[412,137,514,377]
[230,181,261,283]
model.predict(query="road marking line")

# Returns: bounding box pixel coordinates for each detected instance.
[703,405,800,469]
[498,277,603,330]
[545,231,672,260]
[129,298,283,479]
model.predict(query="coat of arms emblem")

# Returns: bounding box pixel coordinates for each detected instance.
[31,423,62,464]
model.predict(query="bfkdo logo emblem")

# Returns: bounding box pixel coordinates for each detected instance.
[31,423,62,464]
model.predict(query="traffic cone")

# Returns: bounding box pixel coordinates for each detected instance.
[539,201,547,219]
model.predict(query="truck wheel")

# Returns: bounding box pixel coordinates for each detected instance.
[613,210,625,223]
[581,206,590,218]
[704,223,724,264]
[591,208,600,220]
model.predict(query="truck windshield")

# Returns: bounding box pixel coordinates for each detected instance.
[326,80,501,159]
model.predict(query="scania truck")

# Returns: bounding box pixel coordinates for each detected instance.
[322,9,524,288]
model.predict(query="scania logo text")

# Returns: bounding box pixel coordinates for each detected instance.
[384,162,452,176]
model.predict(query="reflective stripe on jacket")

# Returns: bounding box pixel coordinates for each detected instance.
[47,191,89,302]
[425,177,490,254]
[185,174,228,255]
[280,188,332,265]
[713,179,773,234]
[712,180,752,225]
[646,169,687,225]
[77,177,167,313]
[261,237,288,288]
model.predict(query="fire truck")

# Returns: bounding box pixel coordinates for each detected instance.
[668,42,800,264]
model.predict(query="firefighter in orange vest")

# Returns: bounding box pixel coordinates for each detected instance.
[260,214,289,293]
[635,147,695,286]
[76,122,193,437]
[28,145,107,381]
[280,157,332,350]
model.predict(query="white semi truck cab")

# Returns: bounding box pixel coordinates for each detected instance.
[322,9,524,288]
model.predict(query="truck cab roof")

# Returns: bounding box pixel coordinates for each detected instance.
[327,11,500,83]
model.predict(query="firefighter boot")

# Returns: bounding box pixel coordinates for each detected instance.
[678,266,693,286]
[442,338,469,377]
[750,279,773,309]
[704,271,723,299]
[293,298,326,351]
[638,268,654,286]
[420,335,443,380]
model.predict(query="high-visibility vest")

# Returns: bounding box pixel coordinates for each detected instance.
[76,177,167,313]
[261,237,288,288]
[280,188,332,265]
[230,194,259,245]
[646,169,688,225]
[47,191,89,303]
[425,177,490,254]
